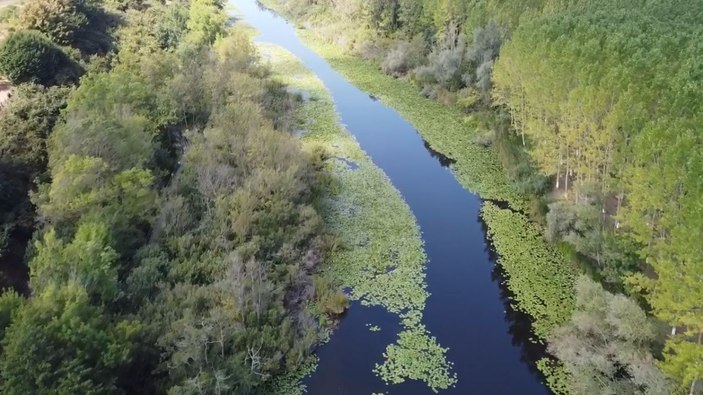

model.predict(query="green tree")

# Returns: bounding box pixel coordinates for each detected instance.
[30,221,119,302]
[548,276,670,395]
[0,283,139,394]
[36,155,156,241]
[0,84,70,177]
[0,290,23,346]
[185,0,226,45]
[0,30,77,85]
[18,0,89,45]
[0,84,69,260]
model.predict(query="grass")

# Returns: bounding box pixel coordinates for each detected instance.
[259,43,456,392]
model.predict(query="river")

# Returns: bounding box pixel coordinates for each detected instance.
[234,1,551,393]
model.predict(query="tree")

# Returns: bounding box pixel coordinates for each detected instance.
[185,0,226,46]
[30,221,119,302]
[0,290,23,346]
[18,0,89,45]
[0,283,139,394]
[0,84,70,177]
[0,84,69,260]
[0,30,77,85]
[36,155,156,243]
[548,276,670,395]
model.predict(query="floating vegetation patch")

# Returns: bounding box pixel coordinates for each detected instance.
[480,202,576,339]
[481,202,576,391]
[260,43,456,391]
[375,324,456,392]
[263,356,318,395]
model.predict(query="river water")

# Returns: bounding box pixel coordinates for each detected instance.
[234,1,551,393]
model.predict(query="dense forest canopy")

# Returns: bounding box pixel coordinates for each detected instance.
[0,0,345,392]
[265,0,703,393]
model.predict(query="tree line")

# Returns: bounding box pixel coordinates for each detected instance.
[267,0,703,393]
[0,0,344,392]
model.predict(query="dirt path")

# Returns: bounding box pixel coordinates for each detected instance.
[0,80,12,107]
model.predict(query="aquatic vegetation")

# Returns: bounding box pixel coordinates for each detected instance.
[260,43,456,391]
[264,356,318,395]
[375,324,457,392]
[480,202,575,339]
[480,202,576,390]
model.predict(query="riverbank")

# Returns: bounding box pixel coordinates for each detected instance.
[258,42,457,392]
[253,3,578,393]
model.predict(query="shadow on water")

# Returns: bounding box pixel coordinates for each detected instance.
[422,140,456,168]
[479,208,549,377]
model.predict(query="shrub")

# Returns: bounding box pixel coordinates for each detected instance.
[414,27,467,91]
[323,292,349,315]
[0,5,17,23]
[18,0,89,45]
[0,30,76,85]
[381,36,425,77]
[464,21,503,99]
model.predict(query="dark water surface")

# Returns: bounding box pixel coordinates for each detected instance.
[234,1,551,393]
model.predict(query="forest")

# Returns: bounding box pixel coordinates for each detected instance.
[259,0,703,393]
[0,0,701,392]
[0,0,346,392]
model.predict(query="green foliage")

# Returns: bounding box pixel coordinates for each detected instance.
[18,0,114,53]
[481,202,575,339]
[18,0,89,45]
[38,155,156,231]
[0,30,78,85]
[661,337,703,395]
[185,0,226,46]
[0,84,69,176]
[0,291,23,346]
[0,84,69,260]
[0,283,139,394]
[30,222,119,302]
[0,0,342,393]
[547,276,670,394]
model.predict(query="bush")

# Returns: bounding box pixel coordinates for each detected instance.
[0,5,17,23]
[18,0,88,45]
[464,21,503,99]
[381,36,425,77]
[414,27,467,91]
[0,30,77,85]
